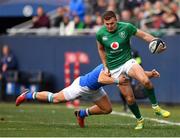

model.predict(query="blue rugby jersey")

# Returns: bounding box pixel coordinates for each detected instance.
[79,64,104,90]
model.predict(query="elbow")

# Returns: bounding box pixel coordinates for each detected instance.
[98,78,103,83]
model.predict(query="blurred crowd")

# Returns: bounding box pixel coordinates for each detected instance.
[31,0,180,36]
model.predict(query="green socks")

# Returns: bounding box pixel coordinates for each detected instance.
[144,88,158,106]
[128,102,142,120]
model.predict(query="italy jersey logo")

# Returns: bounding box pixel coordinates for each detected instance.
[110,42,119,50]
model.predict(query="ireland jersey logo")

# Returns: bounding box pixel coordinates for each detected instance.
[110,42,119,50]
[119,31,127,39]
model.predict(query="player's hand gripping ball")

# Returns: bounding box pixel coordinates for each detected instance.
[149,38,167,54]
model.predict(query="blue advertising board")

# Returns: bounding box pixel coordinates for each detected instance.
[0,35,179,103]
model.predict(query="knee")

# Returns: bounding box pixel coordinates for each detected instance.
[52,92,66,103]
[141,78,152,89]
[126,96,135,105]
[104,107,112,114]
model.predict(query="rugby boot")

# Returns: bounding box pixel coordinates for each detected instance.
[153,105,170,118]
[74,110,85,128]
[15,89,29,106]
[135,118,144,130]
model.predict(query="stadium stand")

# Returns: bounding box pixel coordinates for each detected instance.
[0,0,179,36]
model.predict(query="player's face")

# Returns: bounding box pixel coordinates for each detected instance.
[103,17,117,32]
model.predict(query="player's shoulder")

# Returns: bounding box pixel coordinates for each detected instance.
[118,21,134,27]
[96,25,106,35]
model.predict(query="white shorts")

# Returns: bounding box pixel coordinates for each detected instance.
[62,77,107,102]
[110,59,137,79]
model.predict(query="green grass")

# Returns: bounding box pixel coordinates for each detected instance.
[0,102,180,137]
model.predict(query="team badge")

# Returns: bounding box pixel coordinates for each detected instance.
[102,36,108,41]
[110,42,119,50]
[119,31,127,39]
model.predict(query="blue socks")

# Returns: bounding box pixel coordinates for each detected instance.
[25,92,34,100]
[79,109,89,118]
[25,91,54,103]
[25,91,37,100]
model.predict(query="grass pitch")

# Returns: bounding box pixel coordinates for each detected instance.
[0,102,180,137]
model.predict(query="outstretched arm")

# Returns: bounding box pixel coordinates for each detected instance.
[98,71,127,85]
[98,69,160,85]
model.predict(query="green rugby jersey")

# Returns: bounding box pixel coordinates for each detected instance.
[96,22,137,70]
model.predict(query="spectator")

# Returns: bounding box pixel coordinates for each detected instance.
[93,0,108,15]
[107,0,119,13]
[69,0,85,21]
[162,0,172,7]
[0,45,17,74]
[120,9,132,21]
[123,0,144,10]
[138,1,154,30]
[132,7,145,28]
[59,15,74,36]
[153,1,165,16]
[169,1,179,14]
[93,15,103,32]
[120,9,136,25]
[84,0,94,15]
[143,1,154,18]
[53,7,65,27]
[74,15,85,30]
[150,1,165,29]
[32,6,51,28]
[162,1,180,29]
[0,45,18,99]
[162,8,180,28]
[83,14,94,29]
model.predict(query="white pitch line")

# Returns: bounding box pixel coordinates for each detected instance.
[111,111,180,126]
[2,120,77,126]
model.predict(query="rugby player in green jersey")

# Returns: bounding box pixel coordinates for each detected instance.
[96,11,170,130]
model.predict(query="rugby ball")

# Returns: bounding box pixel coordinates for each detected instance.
[149,39,166,54]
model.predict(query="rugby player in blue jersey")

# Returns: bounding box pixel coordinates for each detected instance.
[16,64,160,129]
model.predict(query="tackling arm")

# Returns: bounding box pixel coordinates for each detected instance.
[98,69,160,85]
[98,71,127,85]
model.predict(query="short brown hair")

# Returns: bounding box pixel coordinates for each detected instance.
[102,11,116,20]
